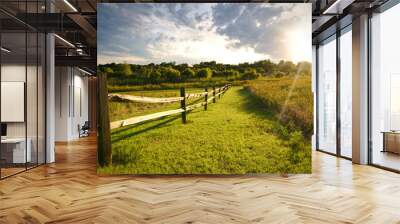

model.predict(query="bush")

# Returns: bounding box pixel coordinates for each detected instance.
[242,69,259,80]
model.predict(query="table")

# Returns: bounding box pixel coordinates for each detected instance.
[1,138,31,164]
[381,131,400,154]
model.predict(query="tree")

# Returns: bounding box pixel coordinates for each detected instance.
[104,67,114,74]
[182,68,195,79]
[138,67,151,79]
[176,63,189,72]
[223,69,240,78]
[116,63,133,76]
[149,70,161,83]
[100,58,308,84]
[196,68,212,79]
[163,67,181,82]
[277,60,296,74]
[296,61,311,75]
[160,62,176,67]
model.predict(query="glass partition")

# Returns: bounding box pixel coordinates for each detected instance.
[1,31,28,177]
[317,35,337,154]
[0,1,46,179]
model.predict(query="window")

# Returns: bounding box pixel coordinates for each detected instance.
[339,27,352,158]
[317,35,337,154]
[370,3,400,171]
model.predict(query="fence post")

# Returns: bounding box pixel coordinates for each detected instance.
[219,87,221,99]
[180,87,186,124]
[204,87,208,110]
[98,72,112,167]
[213,86,216,103]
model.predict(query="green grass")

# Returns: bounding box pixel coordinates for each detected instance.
[98,85,311,174]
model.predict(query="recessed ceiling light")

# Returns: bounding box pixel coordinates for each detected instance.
[54,34,75,48]
[63,0,78,12]
[78,67,92,76]
[1,47,11,53]
[322,0,354,15]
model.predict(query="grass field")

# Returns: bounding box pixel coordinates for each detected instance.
[99,76,312,174]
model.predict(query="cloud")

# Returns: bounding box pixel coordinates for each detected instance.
[97,3,155,63]
[212,4,246,27]
[97,3,311,65]
[97,51,148,65]
[211,3,311,61]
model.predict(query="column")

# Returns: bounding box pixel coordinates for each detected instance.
[352,14,369,164]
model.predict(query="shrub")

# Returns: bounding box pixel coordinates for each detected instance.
[242,69,259,80]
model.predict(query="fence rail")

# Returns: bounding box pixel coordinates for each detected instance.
[108,86,229,103]
[110,84,231,129]
[109,94,183,103]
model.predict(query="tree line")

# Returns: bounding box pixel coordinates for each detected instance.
[98,60,311,85]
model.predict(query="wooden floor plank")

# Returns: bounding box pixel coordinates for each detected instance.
[1,136,400,223]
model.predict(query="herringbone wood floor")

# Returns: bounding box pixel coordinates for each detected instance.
[1,136,400,224]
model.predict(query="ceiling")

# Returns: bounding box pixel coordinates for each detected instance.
[0,0,394,72]
[0,0,97,72]
[311,0,391,43]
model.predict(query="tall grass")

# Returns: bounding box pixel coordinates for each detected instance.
[245,75,313,138]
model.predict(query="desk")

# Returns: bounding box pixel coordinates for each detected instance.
[382,131,400,154]
[1,138,31,163]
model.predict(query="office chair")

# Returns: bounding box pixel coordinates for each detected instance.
[79,121,90,138]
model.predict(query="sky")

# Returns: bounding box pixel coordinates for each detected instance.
[97,3,311,65]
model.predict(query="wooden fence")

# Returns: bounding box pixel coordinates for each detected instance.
[110,84,231,129]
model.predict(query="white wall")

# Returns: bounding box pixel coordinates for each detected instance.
[1,64,26,138]
[55,66,69,141]
[55,67,89,141]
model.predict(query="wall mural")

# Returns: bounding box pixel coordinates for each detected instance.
[97,3,312,174]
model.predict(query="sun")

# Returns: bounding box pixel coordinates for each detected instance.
[286,27,312,62]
